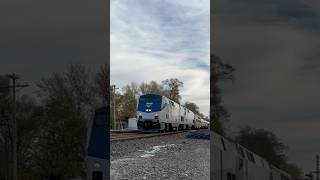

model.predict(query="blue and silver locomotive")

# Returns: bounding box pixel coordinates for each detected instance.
[136,94,209,132]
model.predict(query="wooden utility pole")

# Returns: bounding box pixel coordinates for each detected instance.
[316,154,319,180]
[309,155,320,180]
[0,73,29,180]
[111,85,118,129]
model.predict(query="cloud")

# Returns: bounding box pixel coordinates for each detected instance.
[110,0,210,115]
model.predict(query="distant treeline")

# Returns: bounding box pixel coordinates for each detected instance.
[111,79,208,129]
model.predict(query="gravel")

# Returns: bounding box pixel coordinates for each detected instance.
[110,131,209,180]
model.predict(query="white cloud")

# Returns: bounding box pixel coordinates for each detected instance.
[110,0,210,115]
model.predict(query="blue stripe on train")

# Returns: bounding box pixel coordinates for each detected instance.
[87,106,110,160]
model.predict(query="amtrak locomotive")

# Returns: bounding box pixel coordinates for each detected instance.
[136,94,209,132]
[86,106,109,180]
[211,131,292,180]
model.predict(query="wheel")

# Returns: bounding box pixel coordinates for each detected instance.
[169,124,173,132]
[165,123,170,132]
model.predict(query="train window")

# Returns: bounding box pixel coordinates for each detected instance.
[140,95,161,103]
[237,146,245,158]
[246,151,255,163]
[92,171,103,180]
[261,159,265,168]
[280,175,290,180]
[251,154,255,163]
[227,173,231,180]
[227,173,236,180]
[95,112,107,126]
[238,158,243,170]
[245,160,248,177]
[221,138,226,151]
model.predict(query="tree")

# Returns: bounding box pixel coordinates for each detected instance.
[117,85,138,123]
[0,76,44,180]
[282,163,303,178]
[184,102,203,117]
[33,63,96,179]
[234,127,302,178]
[235,127,287,167]
[139,81,162,95]
[0,76,12,180]
[211,53,235,135]
[96,63,109,103]
[161,78,183,103]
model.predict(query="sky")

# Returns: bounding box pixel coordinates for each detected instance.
[213,0,320,172]
[110,0,210,116]
[0,0,107,95]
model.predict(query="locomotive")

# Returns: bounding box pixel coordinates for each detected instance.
[211,131,292,180]
[136,93,209,132]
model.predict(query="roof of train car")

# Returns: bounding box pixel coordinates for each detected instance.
[212,131,291,176]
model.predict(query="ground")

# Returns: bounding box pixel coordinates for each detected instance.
[110,130,210,180]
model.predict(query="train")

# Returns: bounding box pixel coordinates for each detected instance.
[86,106,109,180]
[136,93,209,132]
[212,131,292,180]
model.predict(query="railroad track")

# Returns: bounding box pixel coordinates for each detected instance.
[110,130,190,142]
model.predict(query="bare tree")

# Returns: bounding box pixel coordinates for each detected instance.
[96,63,109,103]
[161,78,183,103]
[210,53,235,135]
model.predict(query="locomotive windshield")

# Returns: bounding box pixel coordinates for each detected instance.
[138,94,162,112]
[94,108,108,126]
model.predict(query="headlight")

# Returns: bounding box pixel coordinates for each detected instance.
[94,162,101,169]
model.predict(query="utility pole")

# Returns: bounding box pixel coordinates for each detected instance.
[309,155,320,180]
[0,73,29,180]
[316,154,319,180]
[111,85,118,129]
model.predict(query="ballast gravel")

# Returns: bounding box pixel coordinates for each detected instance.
[110,130,210,180]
